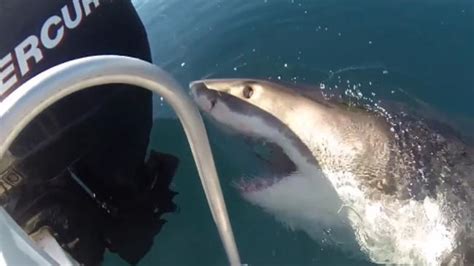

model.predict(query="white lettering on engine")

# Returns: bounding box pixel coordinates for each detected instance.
[15,35,44,77]
[0,54,17,94]
[82,0,100,16]
[41,15,65,49]
[0,0,102,99]
[62,0,83,29]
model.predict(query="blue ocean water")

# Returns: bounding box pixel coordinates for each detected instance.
[105,0,473,265]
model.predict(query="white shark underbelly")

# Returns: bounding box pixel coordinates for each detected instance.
[239,167,362,256]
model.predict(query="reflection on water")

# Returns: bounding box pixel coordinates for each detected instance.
[106,0,473,265]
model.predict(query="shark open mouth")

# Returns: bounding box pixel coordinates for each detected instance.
[233,139,297,194]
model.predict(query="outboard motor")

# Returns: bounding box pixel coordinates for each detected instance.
[0,0,179,264]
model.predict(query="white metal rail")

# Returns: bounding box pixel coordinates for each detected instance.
[0,55,241,265]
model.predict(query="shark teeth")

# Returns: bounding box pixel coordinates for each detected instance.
[233,176,285,193]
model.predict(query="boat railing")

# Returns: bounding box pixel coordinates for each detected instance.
[0,55,241,266]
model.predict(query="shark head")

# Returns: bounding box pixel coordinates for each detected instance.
[189,78,384,253]
[190,79,392,183]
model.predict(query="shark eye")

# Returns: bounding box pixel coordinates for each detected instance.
[243,85,254,99]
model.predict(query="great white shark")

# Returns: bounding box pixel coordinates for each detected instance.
[190,79,474,265]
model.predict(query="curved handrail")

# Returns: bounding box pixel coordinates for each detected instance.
[0,55,241,265]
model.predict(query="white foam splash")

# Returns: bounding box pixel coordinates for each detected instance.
[241,169,459,265]
[327,170,457,265]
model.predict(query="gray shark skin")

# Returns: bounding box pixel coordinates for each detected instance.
[190,79,474,265]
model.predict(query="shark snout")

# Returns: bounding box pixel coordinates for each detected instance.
[189,80,208,98]
[190,81,218,111]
